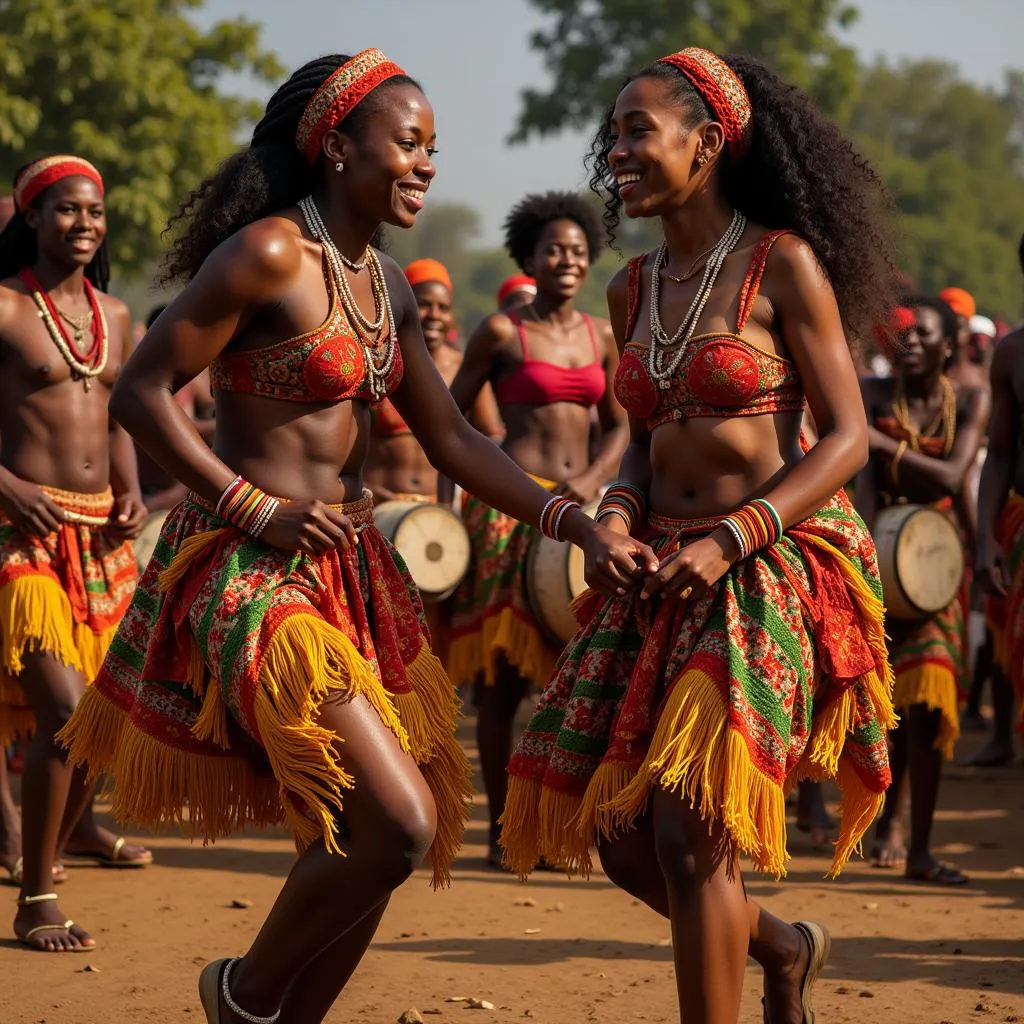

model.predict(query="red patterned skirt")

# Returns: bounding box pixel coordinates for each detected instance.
[0,486,137,743]
[986,494,1024,731]
[60,491,472,887]
[501,491,894,879]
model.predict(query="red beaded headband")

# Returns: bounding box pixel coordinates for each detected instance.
[14,155,104,212]
[658,48,753,159]
[295,48,406,164]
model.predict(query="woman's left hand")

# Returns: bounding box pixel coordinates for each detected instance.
[582,522,658,597]
[641,529,738,601]
[112,492,149,539]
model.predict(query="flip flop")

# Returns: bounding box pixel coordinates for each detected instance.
[2,858,68,887]
[198,958,228,1023]
[905,862,968,886]
[762,920,830,1024]
[17,920,94,952]
[62,836,153,868]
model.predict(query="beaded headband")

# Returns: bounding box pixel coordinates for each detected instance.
[14,155,104,212]
[295,48,407,164]
[658,48,753,159]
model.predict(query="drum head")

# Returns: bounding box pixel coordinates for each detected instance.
[893,507,964,615]
[392,503,470,597]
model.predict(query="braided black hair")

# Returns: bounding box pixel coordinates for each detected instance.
[588,57,895,346]
[161,55,421,283]
[503,191,604,272]
[0,164,111,291]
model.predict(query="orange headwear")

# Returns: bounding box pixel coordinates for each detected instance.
[873,305,916,358]
[404,258,452,292]
[13,155,104,212]
[938,287,976,320]
[658,48,752,159]
[295,49,406,164]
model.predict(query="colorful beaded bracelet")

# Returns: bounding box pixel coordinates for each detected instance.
[539,495,581,542]
[596,481,648,533]
[719,497,783,560]
[216,476,280,538]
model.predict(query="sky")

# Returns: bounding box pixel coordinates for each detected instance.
[200,0,1024,245]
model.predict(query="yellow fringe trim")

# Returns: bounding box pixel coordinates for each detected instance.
[447,608,558,689]
[157,528,230,592]
[0,575,117,712]
[60,611,472,889]
[0,705,36,745]
[893,663,960,760]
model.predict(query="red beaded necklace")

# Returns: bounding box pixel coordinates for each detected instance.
[19,267,109,390]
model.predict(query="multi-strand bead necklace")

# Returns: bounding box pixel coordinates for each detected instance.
[298,196,397,401]
[647,210,746,390]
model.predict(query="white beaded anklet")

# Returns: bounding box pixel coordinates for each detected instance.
[221,958,281,1024]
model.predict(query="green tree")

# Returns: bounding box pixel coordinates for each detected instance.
[511,0,860,142]
[0,0,282,276]
[848,60,1024,319]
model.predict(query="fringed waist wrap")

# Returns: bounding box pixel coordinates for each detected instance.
[501,489,894,879]
[0,486,137,742]
[60,490,472,888]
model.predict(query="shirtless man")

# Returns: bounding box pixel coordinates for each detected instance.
[0,156,150,950]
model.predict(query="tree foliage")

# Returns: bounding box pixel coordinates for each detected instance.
[0,0,282,276]
[510,0,860,142]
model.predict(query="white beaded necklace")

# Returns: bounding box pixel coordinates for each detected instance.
[299,196,398,400]
[647,210,746,389]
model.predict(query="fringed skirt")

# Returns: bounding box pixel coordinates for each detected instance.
[501,490,895,879]
[986,494,1024,730]
[0,487,138,744]
[447,477,561,690]
[60,491,472,888]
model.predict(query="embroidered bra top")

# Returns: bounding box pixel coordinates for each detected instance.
[210,252,404,404]
[494,311,606,408]
[612,230,804,431]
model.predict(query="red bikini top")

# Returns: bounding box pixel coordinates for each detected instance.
[613,231,804,431]
[210,252,404,404]
[494,311,606,408]
[372,396,410,437]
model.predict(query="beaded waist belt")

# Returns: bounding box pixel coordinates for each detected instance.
[42,485,114,526]
[187,488,376,530]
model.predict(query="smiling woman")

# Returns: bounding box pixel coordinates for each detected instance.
[57,49,654,1024]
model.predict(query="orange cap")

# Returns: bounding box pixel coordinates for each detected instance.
[404,258,452,292]
[938,287,976,320]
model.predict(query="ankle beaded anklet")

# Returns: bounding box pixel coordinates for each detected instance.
[221,958,281,1024]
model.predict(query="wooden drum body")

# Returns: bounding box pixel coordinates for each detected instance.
[873,504,965,621]
[525,499,598,645]
[373,500,470,604]
[133,510,169,573]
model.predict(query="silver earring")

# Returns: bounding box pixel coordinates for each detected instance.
[335,161,344,172]
[696,152,708,167]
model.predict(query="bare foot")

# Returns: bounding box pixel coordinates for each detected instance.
[964,737,1014,767]
[870,819,906,868]
[14,896,95,952]
[62,821,153,867]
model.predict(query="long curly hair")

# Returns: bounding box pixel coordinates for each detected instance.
[587,56,896,345]
[161,55,421,283]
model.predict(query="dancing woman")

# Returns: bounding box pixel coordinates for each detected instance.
[502,49,896,1024]
[447,191,629,866]
[60,51,653,1024]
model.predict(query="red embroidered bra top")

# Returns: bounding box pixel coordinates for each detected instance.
[613,230,804,431]
[209,252,404,404]
[494,311,606,408]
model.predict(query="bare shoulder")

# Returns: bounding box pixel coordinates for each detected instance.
[95,291,130,323]
[992,327,1024,367]
[0,276,33,335]
[587,313,616,356]
[606,263,630,305]
[762,231,819,279]
[209,214,306,292]
[474,310,519,347]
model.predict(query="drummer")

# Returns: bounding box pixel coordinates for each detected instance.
[855,296,989,885]
[365,259,502,505]
[447,191,628,867]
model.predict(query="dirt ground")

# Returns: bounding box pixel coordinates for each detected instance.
[1,719,1022,1024]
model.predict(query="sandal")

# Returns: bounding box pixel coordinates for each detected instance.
[2,857,69,887]
[763,920,831,1024]
[63,835,153,868]
[14,892,93,952]
[906,862,968,886]
[198,957,280,1024]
